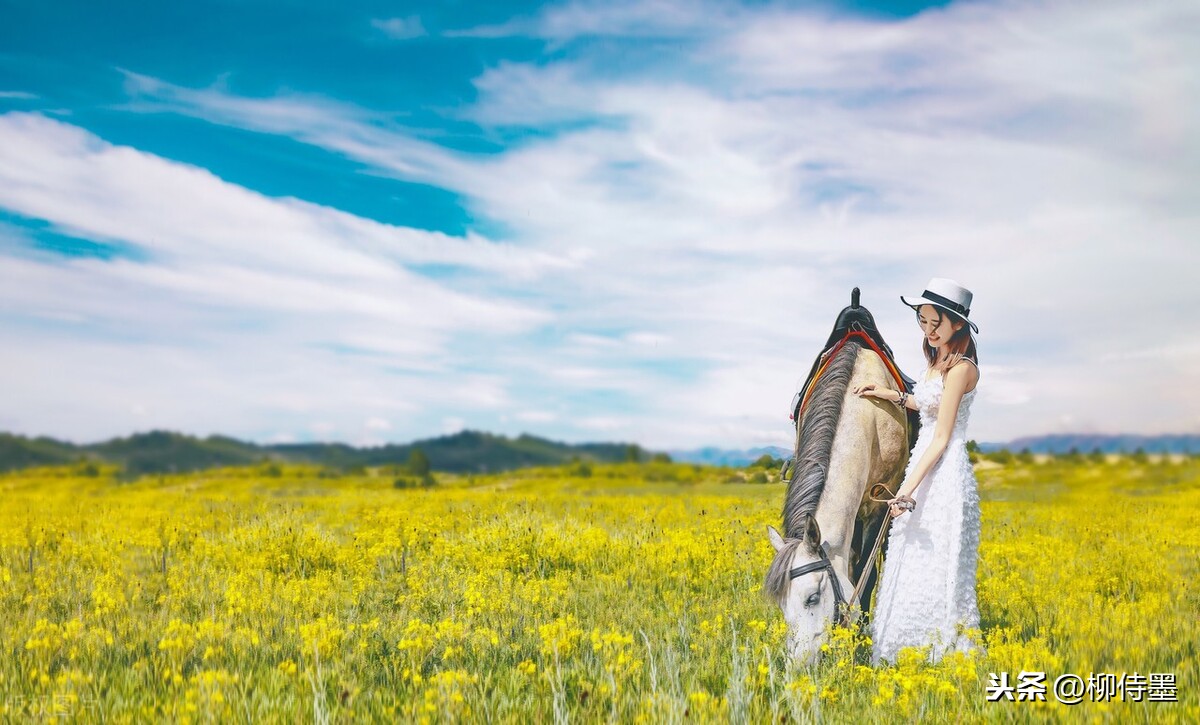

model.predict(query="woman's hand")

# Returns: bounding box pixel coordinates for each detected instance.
[851,383,893,400]
[887,494,916,518]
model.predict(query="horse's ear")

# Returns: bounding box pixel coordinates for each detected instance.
[767,525,785,552]
[803,513,822,547]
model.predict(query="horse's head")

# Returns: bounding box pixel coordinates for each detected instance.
[764,515,851,665]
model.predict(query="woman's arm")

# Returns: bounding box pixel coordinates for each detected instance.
[896,362,976,499]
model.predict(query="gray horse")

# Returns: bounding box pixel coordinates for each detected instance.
[764,294,915,664]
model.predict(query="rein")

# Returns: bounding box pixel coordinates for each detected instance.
[788,483,901,628]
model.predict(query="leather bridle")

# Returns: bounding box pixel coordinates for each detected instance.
[786,483,904,628]
[788,541,852,626]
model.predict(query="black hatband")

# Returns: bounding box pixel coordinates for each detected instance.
[921,289,969,317]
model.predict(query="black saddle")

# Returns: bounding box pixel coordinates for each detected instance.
[794,288,920,452]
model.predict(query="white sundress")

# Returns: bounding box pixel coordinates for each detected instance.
[869,365,985,666]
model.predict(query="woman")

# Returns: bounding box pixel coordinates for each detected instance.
[851,277,985,666]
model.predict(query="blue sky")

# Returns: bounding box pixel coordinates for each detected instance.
[1,0,1197,449]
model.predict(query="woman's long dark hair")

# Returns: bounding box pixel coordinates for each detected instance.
[916,305,979,371]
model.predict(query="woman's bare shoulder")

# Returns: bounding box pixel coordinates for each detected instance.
[948,356,980,389]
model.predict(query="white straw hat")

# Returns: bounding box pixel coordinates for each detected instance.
[901,277,979,334]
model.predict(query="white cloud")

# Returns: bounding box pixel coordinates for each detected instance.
[1,111,573,280]
[371,16,427,40]
[365,416,392,431]
[515,410,558,423]
[626,331,670,347]
[117,70,464,184]
[576,415,635,432]
[447,0,738,43]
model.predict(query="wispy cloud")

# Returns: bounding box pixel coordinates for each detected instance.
[446,0,739,42]
[117,70,460,183]
[0,112,572,281]
[370,16,427,40]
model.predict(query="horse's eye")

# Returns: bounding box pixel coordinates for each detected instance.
[805,592,820,608]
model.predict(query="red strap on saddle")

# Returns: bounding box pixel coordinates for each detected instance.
[792,329,908,423]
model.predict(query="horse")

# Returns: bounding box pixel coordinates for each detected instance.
[763,288,919,664]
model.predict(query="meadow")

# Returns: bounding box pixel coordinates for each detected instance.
[1,455,1197,723]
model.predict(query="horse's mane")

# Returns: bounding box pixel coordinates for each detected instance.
[763,338,863,603]
[781,338,862,535]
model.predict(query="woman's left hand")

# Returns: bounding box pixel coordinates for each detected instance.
[852,383,888,399]
[887,494,915,517]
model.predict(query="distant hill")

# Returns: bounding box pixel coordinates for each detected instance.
[0,434,81,469]
[988,433,1200,455]
[0,429,654,475]
[675,433,1200,464]
[88,431,265,474]
[668,446,791,467]
[3,430,1196,476]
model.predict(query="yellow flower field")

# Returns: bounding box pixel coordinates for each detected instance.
[1,457,1197,723]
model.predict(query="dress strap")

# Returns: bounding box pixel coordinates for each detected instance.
[951,356,981,395]
[952,357,980,378]
[926,357,981,382]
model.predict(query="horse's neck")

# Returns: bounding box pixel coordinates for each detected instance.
[794,449,868,554]
[793,350,906,557]
[808,476,864,554]
[844,362,910,527]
